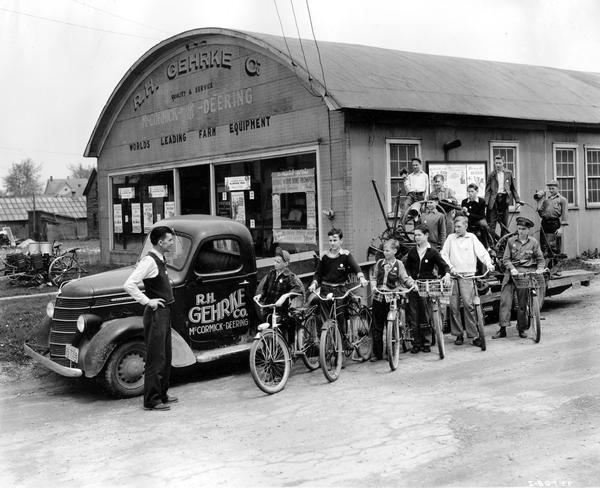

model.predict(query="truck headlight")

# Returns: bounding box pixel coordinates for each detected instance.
[46,301,54,318]
[76,315,86,333]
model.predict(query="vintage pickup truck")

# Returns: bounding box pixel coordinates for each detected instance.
[24,215,261,398]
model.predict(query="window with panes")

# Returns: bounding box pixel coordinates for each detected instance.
[585,147,600,206]
[389,143,420,198]
[554,147,577,205]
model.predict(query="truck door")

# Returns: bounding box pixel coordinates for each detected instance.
[185,237,253,349]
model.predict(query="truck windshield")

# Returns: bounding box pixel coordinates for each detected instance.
[139,233,192,270]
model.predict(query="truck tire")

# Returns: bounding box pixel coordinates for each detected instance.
[101,340,146,398]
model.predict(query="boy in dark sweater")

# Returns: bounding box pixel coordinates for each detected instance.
[404,225,451,353]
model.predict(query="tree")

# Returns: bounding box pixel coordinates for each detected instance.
[2,158,43,196]
[67,162,95,179]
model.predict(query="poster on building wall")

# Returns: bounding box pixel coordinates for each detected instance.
[148,185,168,198]
[272,194,281,229]
[143,203,153,232]
[427,161,487,201]
[164,201,175,218]
[306,192,316,229]
[118,187,135,199]
[272,168,315,193]
[131,203,142,233]
[272,229,317,245]
[225,176,251,191]
[231,191,246,223]
[113,204,123,233]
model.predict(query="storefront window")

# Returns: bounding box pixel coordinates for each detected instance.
[111,171,174,250]
[214,153,318,259]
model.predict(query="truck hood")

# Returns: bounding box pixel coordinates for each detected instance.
[59,267,136,297]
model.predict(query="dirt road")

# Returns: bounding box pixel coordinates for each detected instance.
[1,281,599,487]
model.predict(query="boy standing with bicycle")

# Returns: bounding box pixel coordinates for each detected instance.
[441,216,494,347]
[369,239,414,361]
[494,217,546,339]
[404,225,451,354]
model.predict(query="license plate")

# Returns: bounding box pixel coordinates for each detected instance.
[65,344,79,363]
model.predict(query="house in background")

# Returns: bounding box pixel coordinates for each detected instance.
[83,168,99,238]
[44,176,88,198]
[0,196,87,240]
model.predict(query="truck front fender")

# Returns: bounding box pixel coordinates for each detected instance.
[82,316,144,378]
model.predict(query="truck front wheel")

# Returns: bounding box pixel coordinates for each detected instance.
[101,340,146,398]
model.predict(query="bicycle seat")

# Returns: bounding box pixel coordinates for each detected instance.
[67,248,80,253]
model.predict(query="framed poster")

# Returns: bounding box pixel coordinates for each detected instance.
[426,161,487,202]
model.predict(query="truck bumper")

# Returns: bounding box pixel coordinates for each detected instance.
[24,343,83,378]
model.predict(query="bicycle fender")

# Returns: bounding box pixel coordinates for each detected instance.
[82,316,144,378]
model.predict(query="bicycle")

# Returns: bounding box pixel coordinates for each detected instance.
[450,270,489,351]
[511,270,548,343]
[313,284,372,382]
[249,292,320,394]
[415,278,454,359]
[48,243,86,286]
[373,287,413,371]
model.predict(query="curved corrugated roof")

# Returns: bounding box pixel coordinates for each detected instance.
[85,28,600,157]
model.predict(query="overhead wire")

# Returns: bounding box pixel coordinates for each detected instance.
[289,0,312,81]
[69,0,170,35]
[273,0,296,66]
[0,6,160,41]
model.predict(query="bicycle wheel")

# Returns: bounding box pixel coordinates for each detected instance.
[386,317,400,371]
[298,314,320,371]
[349,305,373,361]
[319,319,343,382]
[474,304,487,351]
[432,307,446,360]
[48,254,82,286]
[530,294,541,343]
[249,330,290,394]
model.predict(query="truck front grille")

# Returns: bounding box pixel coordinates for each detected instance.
[49,296,90,365]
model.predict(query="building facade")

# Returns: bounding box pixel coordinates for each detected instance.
[85,28,600,266]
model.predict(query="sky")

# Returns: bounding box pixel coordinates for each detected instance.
[1,0,600,186]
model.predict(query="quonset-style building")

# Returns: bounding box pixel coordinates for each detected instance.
[84,28,600,267]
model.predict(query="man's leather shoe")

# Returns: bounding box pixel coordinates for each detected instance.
[472,337,483,347]
[518,330,528,338]
[454,335,464,345]
[421,345,431,353]
[369,356,380,362]
[163,395,178,404]
[410,345,420,354]
[143,403,170,411]
[492,327,507,339]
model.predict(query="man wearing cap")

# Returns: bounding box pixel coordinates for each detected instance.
[404,158,430,205]
[421,197,447,249]
[494,217,546,339]
[485,155,522,237]
[537,180,568,259]
[430,173,459,235]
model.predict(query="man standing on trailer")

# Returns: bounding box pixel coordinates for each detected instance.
[404,158,429,205]
[485,154,522,237]
[537,180,568,259]
[493,217,546,339]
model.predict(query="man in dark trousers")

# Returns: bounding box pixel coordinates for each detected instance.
[124,226,178,411]
[485,154,522,237]
[537,180,568,260]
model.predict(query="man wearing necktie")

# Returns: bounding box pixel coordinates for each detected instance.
[485,155,522,237]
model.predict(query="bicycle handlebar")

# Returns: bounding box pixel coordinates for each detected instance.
[253,292,301,309]
[373,285,415,298]
[310,283,362,301]
[514,268,550,277]
[451,270,490,280]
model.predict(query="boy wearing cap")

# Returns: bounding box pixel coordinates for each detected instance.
[537,180,568,258]
[494,217,546,339]
[256,247,304,342]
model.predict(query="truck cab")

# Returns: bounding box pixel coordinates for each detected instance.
[24,215,258,397]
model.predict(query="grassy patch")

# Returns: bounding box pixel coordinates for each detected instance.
[0,295,50,364]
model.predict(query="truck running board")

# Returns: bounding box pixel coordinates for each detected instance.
[194,343,252,363]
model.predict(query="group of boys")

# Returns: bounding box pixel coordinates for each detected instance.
[123,157,565,410]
